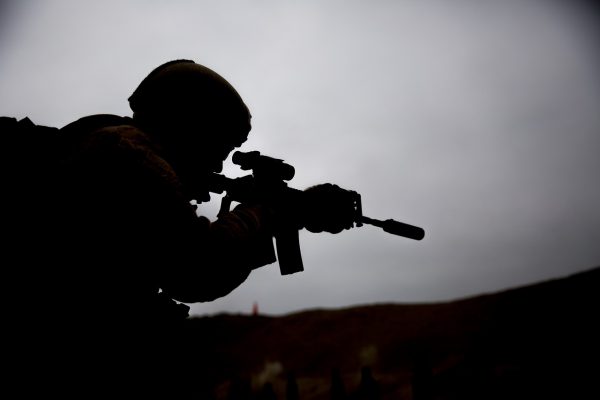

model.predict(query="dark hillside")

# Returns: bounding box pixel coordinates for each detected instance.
[184,267,600,399]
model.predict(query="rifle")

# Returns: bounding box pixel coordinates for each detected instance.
[207,151,425,275]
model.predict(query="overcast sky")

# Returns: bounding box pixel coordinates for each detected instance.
[2,0,599,316]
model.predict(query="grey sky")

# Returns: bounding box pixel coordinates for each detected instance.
[1,0,599,315]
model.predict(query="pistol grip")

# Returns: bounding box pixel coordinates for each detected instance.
[275,227,304,275]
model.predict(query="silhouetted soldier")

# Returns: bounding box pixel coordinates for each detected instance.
[286,371,300,400]
[5,60,356,398]
[259,382,278,400]
[330,367,347,400]
[354,366,381,400]
[228,375,253,400]
[412,356,433,400]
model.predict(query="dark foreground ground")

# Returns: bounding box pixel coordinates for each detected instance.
[181,266,599,400]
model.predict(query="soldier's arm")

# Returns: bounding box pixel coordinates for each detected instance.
[76,125,276,303]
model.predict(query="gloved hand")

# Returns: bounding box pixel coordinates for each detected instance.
[302,183,357,233]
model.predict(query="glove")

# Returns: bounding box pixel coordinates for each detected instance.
[302,183,357,234]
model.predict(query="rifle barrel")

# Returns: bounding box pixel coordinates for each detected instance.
[360,216,425,240]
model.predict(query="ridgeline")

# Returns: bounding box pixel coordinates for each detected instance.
[183,266,600,399]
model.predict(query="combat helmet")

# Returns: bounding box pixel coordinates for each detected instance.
[128,59,251,146]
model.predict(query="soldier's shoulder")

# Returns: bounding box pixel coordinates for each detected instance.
[60,114,154,155]
[61,114,179,187]
[61,114,133,133]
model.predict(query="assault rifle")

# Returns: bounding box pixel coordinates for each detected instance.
[208,151,425,275]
